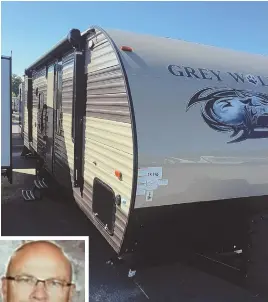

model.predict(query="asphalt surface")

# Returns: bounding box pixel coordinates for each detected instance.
[1,113,265,301]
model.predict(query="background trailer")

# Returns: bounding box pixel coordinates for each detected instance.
[1,55,12,184]
[20,26,268,295]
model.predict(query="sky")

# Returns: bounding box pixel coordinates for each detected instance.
[1,1,268,76]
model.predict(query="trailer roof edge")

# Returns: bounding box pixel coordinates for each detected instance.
[24,27,96,75]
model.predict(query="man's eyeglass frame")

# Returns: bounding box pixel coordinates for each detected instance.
[5,276,72,288]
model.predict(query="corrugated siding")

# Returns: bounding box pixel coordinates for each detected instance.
[62,51,74,114]
[32,68,47,155]
[22,31,134,253]
[84,117,133,201]
[54,51,74,189]
[73,30,134,253]
[86,66,131,123]
[85,30,131,123]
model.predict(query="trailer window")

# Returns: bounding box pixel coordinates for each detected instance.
[38,92,44,109]
[46,64,55,109]
[38,93,44,131]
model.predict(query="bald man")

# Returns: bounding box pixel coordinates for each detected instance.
[1,241,75,302]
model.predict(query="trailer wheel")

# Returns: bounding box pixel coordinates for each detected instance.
[245,211,268,298]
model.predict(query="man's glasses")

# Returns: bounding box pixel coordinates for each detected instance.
[5,275,72,294]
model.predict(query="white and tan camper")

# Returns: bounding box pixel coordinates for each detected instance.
[21,26,268,292]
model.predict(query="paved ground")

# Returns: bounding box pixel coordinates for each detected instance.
[1,113,266,301]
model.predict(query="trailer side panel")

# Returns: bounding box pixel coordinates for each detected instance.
[72,29,134,253]
[107,29,268,208]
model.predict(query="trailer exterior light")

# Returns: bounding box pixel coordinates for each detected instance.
[121,46,133,52]
[115,170,122,180]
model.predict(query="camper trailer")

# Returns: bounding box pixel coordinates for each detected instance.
[1,55,13,184]
[21,26,268,292]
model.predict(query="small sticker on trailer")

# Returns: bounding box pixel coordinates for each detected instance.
[136,167,169,200]
[146,190,154,202]
[138,167,163,179]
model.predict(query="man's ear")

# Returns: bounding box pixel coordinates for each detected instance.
[68,284,76,302]
[1,277,8,302]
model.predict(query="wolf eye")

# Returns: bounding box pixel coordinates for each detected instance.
[222,102,232,108]
[240,98,252,105]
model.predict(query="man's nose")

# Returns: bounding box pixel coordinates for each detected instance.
[31,281,48,301]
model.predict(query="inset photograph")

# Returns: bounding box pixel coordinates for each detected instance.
[0,237,89,302]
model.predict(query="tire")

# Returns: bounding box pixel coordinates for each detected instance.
[245,211,268,299]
